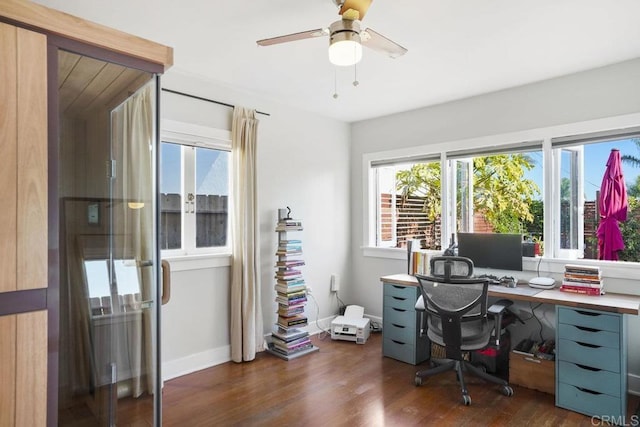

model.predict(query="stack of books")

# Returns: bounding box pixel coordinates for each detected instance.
[267,210,319,361]
[407,239,430,276]
[269,327,314,359]
[560,264,604,295]
[275,218,303,232]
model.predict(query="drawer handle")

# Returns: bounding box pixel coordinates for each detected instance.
[392,285,405,290]
[391,323,406,329]
[392,296,408,302]
[575,325,599,333]
[392,308,407,313]
[576,341,600,349]
[576,386,602,395]
[391,340,406,345]
[575,363,601,372]
[576,310,600,317]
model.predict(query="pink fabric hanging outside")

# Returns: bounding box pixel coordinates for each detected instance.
[597,149,628,260]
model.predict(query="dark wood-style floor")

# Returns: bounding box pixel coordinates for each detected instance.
[161,332,639,426]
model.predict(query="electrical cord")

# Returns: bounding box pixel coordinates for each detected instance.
[536,255,543,277]
[335,292,346,315]
[306,292,331,339]
[528,302,545,342]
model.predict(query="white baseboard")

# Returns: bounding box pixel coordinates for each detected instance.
[162,345,231,381]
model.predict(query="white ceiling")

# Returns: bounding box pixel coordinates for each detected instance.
[35,0,640,122]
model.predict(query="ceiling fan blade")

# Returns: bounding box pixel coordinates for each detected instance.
[361,28,407,59]
[257,28,327,46]
[339,0,373,21]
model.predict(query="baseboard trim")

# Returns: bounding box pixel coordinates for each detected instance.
[162,345,231,381]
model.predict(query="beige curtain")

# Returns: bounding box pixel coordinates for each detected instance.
[230,106,264,362]
[111,82,155,396]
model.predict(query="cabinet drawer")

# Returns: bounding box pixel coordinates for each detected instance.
[558,307,620,333]
[383,337,429,365]
[558,338,620,372]
[384,284,419,311]
[557,382,623,419]
[383,320,417,343]
[384,306,419,329]
[557,360,621,397]
[558,323,620,348]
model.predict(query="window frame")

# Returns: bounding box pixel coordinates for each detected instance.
[160,119,232,260]
[362,112,640,279]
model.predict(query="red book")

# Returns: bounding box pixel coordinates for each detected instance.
[560,284,602,296]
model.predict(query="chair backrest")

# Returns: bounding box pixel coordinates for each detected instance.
[416,257,489,360]
[430,256,474,281]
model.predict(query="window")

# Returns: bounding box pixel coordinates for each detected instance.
[551,129,640,262]
[160,120,232,256]
[446,143,543,247]
[371,157,442,250]
[364,116,640,267]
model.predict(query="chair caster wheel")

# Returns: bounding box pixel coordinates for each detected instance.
[501,385,514,397]
[462,394,471,405]
[414,376,423,386]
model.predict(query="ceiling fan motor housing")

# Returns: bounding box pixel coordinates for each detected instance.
[328,20,363,66]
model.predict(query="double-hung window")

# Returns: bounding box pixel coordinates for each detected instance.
[160,120,232,256]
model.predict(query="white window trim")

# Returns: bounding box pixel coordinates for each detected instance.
[161,119,232,262]
[362,112,640,279]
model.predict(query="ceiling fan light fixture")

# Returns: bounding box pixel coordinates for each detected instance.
[328,20,362,66]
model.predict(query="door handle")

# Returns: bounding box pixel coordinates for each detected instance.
[161,259,171,305]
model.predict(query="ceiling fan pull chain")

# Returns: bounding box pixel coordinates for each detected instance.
[353,62,359,87]
[333,68,339,99]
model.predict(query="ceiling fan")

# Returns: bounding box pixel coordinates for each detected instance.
[256,0,407,67]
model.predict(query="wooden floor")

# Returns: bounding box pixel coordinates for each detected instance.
[162,332,639,426]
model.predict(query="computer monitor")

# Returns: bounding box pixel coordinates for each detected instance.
[457,232,523,271]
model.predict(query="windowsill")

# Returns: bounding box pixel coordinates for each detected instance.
[162,253,232,272]
[361,246,639,281]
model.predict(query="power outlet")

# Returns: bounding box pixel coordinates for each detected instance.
[306,286,312,295]
[330,274,340,292]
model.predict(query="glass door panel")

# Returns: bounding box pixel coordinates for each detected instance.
[58,49,159,426]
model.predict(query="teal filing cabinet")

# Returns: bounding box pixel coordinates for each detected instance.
[556,306,627,421]
[382,283,430,365]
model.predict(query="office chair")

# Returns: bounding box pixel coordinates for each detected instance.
[414,256,514,405]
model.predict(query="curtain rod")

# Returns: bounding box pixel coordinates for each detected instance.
[161,88,270,117]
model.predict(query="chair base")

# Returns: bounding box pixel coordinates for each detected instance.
[414,357,514,405]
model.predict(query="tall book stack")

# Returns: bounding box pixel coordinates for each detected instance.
[266,208,319,361]
[560,264,604,295]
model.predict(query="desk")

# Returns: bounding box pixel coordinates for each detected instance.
[380,274,640,315]
[380,274,640,421]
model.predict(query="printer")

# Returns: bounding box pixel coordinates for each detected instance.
[331,305,370,344]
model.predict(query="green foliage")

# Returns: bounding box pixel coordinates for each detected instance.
[472,154,540,233]
[395,154,540,233]
[396,163,441,221]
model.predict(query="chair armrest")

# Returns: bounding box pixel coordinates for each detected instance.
[415,295,427,336]
[487,299,514,346]
[488,298,513,315]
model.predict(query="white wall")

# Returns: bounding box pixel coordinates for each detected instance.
[160,70,351,379]
[350,58,640,390]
